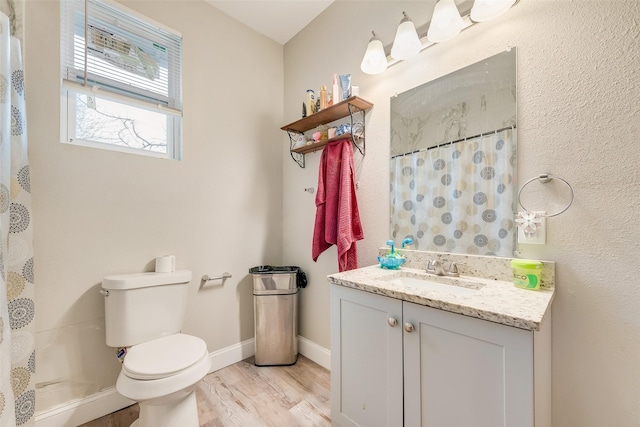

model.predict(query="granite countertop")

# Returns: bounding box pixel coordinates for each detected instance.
[328,264,555,331]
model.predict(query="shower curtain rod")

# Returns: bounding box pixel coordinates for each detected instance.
[391,124,516,159]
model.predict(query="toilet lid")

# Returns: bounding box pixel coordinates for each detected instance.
[123,334,208,380]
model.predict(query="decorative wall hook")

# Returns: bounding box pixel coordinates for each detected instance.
[515,210,546,244]
[515,211,544,237]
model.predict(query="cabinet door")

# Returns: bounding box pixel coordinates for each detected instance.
[330,285,403,427]
[403,302,534,427]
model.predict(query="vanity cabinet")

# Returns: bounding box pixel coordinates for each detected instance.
[330,284,551,427]
[330,285,404,427]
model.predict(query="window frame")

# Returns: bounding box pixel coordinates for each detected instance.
[60,0,183,160]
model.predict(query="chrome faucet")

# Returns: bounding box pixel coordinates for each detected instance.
[427,259,446,276]
[427,259,459,277]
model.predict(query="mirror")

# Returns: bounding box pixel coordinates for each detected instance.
[390,49,517,256]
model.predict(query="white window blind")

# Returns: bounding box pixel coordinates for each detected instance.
[60,0,183,158]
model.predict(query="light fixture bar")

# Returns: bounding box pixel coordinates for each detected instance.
[378,0,521,71]
[385,15,474,69]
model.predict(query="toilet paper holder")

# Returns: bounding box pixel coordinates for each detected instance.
[202,272,232,282]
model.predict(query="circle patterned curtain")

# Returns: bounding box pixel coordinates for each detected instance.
[390,128,515,256]
[0,11,35,427]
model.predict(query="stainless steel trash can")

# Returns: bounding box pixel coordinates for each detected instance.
[249,266,306,366]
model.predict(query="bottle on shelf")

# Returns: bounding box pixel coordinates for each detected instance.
[332,73,341,104]
[306,89,316,116]
[319,85,328,111]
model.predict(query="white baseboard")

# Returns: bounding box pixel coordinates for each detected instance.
[35,387,134,427]
[208,338,255,372]
[298,336,331,370]
[35,336,329,426]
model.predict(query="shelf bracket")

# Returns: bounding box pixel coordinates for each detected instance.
[286,129,305,168]
[347,102,366,157]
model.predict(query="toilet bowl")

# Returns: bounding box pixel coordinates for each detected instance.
[101,270,210,426]
[116,334,211,427]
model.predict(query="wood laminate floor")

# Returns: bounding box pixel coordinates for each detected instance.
[79,355,331,427]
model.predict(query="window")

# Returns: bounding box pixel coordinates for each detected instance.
[60,0,183,159]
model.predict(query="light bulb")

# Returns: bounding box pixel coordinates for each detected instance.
[390,12,422,60]
[360,32,388,75]
[470,0,517,22]
[427,0,464,43]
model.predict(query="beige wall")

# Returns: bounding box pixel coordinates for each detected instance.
[284,1,640,426]
[26,0,284,411]
[23,0,640,423]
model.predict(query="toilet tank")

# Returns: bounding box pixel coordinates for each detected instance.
[102,270,192,347]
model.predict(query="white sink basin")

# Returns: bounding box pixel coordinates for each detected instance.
[378,271,483,297]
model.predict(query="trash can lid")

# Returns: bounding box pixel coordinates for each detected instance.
[249,265,300,274]
[249,266,307,289]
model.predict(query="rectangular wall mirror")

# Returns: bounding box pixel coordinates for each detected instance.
[390,49,517,256]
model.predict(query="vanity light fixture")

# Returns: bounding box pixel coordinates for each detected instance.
[427,0,464,43]
[390,11,422,60]
[359,0,519,75]
[470,0,517,22]
[360,31,388,75]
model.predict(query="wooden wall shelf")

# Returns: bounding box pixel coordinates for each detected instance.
[281,96,374,168]
[281,96,374,133]
[291,133,358,155]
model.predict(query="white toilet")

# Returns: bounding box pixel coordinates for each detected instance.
[101,270,211,427]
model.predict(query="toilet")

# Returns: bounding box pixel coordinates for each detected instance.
[101,270,211,427]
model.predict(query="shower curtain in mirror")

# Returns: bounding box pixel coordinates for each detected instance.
[390,128,515,257]
[0,11,35,427]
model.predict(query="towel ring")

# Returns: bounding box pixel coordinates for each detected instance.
[517,173,574,217]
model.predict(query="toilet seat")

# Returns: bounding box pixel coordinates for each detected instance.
[123,334,208,380]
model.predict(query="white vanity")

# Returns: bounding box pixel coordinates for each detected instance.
[329,251,554,427]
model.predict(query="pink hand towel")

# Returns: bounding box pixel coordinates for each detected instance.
[312,139,364,272]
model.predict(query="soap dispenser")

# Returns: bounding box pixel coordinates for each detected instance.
[386,239,396,255]
[378,239,406,270]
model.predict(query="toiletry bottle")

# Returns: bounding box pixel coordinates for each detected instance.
[339,74,351,100]
[306,90,315,115]
[319,85,328,110]
[332,74,341,104]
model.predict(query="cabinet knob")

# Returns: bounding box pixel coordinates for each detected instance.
[388,317,398,327]
[404,322,415,333]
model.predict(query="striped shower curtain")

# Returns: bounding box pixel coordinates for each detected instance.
[0,11,35,427]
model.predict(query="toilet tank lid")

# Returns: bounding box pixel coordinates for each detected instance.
[102,270,192,290]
